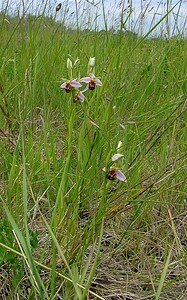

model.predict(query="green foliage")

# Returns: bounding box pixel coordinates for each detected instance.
[0,218,14,264]
[0,1,187,299]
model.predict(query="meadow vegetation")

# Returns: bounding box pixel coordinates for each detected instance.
[0,1,187,299]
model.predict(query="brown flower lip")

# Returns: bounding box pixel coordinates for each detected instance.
[107,169,116,180]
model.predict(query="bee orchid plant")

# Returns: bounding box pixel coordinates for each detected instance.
[60,57,102,102]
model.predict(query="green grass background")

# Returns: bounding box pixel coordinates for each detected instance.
[0,1,187,299]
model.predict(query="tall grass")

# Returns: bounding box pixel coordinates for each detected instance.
[0,0,187,299]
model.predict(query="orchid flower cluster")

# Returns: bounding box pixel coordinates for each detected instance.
[60,58,126,183]
[60,57,102,103]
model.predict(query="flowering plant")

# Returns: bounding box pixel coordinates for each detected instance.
[80,73,102,91]
[60,57,102,103]
[106,153,126,182]
[107,166,126,182]
[104,143,127,182]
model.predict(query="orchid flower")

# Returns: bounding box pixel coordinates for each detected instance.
[74,90,85,103]
[80,73,102,90]
[103,153,126,182]
[107,166,126,182]
[60,79,82,93]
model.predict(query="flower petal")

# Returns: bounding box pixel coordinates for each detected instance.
[95,78,102,86]
[79,92,84,102]
[89,73,95,79]
[80,77,91,83]
[60,82,67,88]
[112,153,124,162]
[115,169,126,182]
[82,85,89,93]
[70,80,82,88]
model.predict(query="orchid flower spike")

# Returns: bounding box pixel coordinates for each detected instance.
[80,73,102,90]
[60,79,82,93]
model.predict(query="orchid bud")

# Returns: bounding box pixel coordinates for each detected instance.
[67,58,73,70]
[89,57,95,67]
[117,141,123,152]
[56,3,62,12]
[74,57,80,67]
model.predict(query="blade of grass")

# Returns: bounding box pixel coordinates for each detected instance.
[39,207,83,299]
[155,242,174,300]
[82,218,104,299]
[0,241,105,300]
[0,196,49,299]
